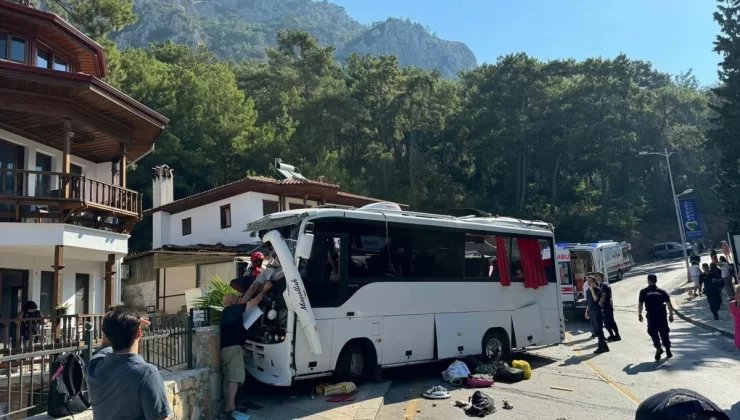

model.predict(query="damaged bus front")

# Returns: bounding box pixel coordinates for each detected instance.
[242,211,322,386]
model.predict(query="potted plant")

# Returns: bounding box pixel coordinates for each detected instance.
[192,276,238,324]
[54,303,70,315]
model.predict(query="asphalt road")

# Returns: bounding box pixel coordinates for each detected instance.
[377,260,740,420]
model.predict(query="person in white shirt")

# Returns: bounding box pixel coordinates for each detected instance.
[689,260,702,299]
[719,256,734,301]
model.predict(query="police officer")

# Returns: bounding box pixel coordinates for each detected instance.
[595,272,621,342]
[584,275,609,354]
[638,274,675,361]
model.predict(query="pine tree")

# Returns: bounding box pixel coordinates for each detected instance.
[709,0,740,230]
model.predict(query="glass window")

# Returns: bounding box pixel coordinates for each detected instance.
[540,239,556,283]
[53,57,68,71]
[74,273,89,314]
[40,271,54,316]
[509,238,524,281]
[10,37,26,62]
[37,49,50,68]
[0,35,7,59]
[347,224,390,278]
[35,152,52,197]
[182,217,192,236]
[262,200,280,216]
[220,204,231,229]
[304,234,343,307]
[465,234,498,280]
[404,227,464,278]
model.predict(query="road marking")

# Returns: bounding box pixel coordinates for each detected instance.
[565,332,641,406]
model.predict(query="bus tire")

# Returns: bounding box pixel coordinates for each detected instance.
[335,339,376,382]
[482,329,511,363]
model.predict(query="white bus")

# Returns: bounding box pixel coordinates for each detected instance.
[242,203,564,386]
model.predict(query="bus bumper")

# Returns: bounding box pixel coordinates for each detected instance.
[244,340,293,386]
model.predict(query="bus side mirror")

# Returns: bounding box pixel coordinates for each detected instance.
[296,233,314,260]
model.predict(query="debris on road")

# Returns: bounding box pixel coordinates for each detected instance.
[512,359,532,379]
[464,390,496,417]
[442,360,471,386]
[422,385,451,399]
[550,386,574,392]
[502,400,513,410]
[315,381,357,396]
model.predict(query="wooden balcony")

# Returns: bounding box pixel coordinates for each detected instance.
[0,168,142,233]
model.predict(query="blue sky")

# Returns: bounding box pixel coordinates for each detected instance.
[331,0,721,86]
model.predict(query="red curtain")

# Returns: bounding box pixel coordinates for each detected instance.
[518,238,548,289]
[496,237,511,286]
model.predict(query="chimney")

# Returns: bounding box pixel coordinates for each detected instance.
[152,164,174,208]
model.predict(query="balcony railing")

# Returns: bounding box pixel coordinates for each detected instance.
[0,168,141,220]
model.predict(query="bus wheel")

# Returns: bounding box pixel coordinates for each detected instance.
[482,329,510,363]
[336,340,375,382]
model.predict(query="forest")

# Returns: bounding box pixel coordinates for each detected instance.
[34,0,740,258]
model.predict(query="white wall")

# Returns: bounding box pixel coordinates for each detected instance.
[0,250,106,315]
[157,191,319,247]
[0,127,114,183]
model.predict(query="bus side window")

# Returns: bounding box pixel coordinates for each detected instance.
[465,234,498,281]
[304,234,344,307]
[509,238,524,281]
[540,239,556,283]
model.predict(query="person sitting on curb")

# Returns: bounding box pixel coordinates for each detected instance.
[85,306,172,420]
[220,281,273,419]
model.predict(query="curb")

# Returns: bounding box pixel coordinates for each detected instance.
[668,280,735,340]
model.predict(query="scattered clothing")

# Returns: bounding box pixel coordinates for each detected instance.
[635,388,729,420]
[326,390,358,402]
[422,385,451,399]
[315,382,357,396]
[442,360,471,385]
[502,400,513,410]
[464,391,496,417]
[466,374,494,388]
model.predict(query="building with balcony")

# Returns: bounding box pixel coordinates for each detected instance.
[0,0,168,338]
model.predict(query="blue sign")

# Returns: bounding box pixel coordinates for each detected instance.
[679,198,704,240]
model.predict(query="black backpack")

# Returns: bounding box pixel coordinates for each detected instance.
[47,352,90,417]
[465,390,496,417]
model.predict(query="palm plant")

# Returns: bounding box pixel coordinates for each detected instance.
[192,275,238,323]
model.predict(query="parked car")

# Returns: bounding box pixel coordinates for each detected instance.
[651,242,686,259]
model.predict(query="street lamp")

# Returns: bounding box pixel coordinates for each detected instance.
[639,148,691,280]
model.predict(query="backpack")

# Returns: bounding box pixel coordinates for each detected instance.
[465,390,496,417]
[47,352,90,417]
[493,361,525,383]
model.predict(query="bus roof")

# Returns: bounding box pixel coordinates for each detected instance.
[246,204,555,238]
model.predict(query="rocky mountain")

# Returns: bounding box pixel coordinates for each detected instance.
[111,0,477,78]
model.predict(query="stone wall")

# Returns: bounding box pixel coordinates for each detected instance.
[122,280,157,311]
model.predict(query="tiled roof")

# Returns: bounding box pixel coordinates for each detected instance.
[146,174,403,215]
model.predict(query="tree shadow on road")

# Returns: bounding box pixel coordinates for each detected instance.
[622,360,666,375]
[563,336,592,347]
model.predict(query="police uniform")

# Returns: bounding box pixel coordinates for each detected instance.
[587,284,609,353]
[638,284,672,356]
[600,281,621,341]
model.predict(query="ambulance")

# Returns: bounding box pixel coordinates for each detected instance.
[556,241,626,309]
[556,246,578,309]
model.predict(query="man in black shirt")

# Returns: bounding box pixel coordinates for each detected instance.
[595,272,621,342]
[638,274,675,361]
[220,281,272,418]
[584,275,609,354]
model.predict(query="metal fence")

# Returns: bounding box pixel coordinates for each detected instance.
[0,314,193,418]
